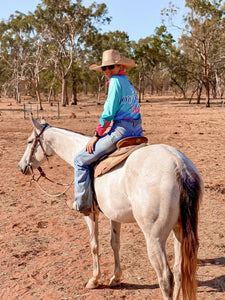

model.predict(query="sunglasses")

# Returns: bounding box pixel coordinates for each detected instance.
[101,65,120,71]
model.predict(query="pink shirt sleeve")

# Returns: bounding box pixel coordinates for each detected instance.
[96,120,111,136]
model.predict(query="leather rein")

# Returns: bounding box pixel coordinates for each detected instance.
[28,124,74,197]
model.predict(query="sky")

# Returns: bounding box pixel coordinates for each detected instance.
[0,0,188,42]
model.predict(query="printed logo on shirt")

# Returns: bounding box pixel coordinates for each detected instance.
[120,84,140,115]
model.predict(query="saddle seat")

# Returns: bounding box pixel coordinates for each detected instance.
[94,136,148,178]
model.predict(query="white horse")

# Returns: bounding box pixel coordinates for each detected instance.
[18,117,204,300]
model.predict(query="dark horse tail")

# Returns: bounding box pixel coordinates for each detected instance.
[176,165,203,300]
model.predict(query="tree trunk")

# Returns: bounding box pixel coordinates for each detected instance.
[171,76,186,99]
[142,76,145,101]
[204,54,210,107]
[138,72,142,102]
[150,79,154,95]
[205,73,210,107]
[48,86,53,103]
[83,82,88,95]
[61,76,68,106]
[15,82,21,104]
[36,89,42,110]
[71,84,78,105]
[96,76,101,103]
[35,75,43,110]
[53,89,56,102]
[189,86,197,104]
[196,85,202,104]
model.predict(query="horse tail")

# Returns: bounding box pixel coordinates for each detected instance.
[176,166,203,300]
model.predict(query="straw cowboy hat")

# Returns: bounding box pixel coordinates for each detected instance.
[89,49,135,71]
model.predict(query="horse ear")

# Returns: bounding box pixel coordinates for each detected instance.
[31,115,44,131]
[41,116,47,125]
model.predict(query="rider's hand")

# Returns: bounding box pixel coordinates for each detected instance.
[85,136,99,154]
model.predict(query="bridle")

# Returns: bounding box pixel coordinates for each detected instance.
[27,124,74,197]
[27,124,50,171]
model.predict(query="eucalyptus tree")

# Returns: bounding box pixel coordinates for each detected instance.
[165,47,190,99]
[131,40,151,100]
[161,0,225,105]
[0,60,5,96]
[175,0,225,106]
[0,13,34,103]
[22,14,50,110]
[0,12,49,109]
[0,21,11,96]
[132,26,176,100]
[33,0,110,106]
[70,59,83,105]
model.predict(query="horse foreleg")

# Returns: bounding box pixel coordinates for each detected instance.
[109,220,122,287]
[85,213,101,289]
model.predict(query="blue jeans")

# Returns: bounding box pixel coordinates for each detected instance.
[74,119,143,212]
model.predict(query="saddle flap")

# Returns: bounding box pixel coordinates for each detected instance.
[94,142,147,178]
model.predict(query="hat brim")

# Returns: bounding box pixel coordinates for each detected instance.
[89,57,135,72]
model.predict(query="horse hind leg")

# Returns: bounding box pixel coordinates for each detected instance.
[145,235,174,300]
[109,220,122,287]
[172,223,182,300]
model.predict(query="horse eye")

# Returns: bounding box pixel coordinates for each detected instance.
[28,139,33,144]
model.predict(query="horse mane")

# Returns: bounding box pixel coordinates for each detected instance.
[50,125,88,137]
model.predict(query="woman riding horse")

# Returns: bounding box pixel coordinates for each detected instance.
[73,49,143,215]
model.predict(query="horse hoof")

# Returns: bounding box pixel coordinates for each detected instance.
[86,279,99,289]
[109,277,121,287]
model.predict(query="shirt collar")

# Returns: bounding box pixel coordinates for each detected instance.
[106,71,127,86]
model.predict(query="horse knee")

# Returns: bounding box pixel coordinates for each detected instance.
[90,241,98,256]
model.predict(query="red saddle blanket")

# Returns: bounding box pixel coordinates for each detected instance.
[94,136,148,178]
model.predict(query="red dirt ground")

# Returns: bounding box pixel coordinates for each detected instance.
[0,95,224,299]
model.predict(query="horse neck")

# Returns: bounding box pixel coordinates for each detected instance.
[44,127,90,167]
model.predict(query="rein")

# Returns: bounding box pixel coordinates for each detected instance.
[27,121,98,241]
[29,166,74,198]
[28,124,74,198]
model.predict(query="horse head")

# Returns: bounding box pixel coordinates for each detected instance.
[18,116,51,175]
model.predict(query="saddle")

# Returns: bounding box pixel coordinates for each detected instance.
[94,136,148,178]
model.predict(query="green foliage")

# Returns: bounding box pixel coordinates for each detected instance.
[0,0,224,105]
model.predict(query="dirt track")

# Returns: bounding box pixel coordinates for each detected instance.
[0,95,224,299]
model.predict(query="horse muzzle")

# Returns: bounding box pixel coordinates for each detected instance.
[18,163,31,175]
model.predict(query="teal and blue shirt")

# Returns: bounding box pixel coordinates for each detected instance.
[96,74,141,136]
